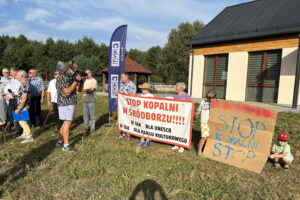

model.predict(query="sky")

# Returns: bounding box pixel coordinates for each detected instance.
[0,0,251,51]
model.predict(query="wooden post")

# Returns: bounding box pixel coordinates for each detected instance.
[134,73,137,85]
[102,73,106,92]
[147,75,151,83]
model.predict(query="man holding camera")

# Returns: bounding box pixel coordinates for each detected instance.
[56,61,84,152]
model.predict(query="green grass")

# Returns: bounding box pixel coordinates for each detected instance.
[0,95,299,200]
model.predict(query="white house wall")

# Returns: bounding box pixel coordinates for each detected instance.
[278,47,300,105]
[226,52,248,101]
[189,55,204,98]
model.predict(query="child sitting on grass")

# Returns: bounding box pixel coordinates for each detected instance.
[195,90,216,156]
[137,83,154,148]
[269,132,294,169]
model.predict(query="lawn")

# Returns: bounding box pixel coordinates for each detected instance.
[0,95,299,200]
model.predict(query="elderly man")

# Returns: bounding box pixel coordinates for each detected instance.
[5,67,22,132]
[0,68,10,85]
[118,72,136,139]
[15,70,33,143]
[81,69,97,135]
[28,68,45,128]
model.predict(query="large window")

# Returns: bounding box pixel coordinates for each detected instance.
[203,54,228,99]
[246,50,282,102]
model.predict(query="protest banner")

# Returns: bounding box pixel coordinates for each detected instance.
[117,92,194,148]
[203,99,278,173]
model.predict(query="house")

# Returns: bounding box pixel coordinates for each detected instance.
[101,57,152,91]
[187,0,300,107]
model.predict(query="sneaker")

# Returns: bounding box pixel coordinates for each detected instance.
[62,145,77,152]
[21,137,34,144]
[172,146,179,150]
[80,128,89,134]
[178,147,184,153]
[143,141,150,148]
[197,152,204,157]
[273,163,280,168]
[56,142,63,147]
[17,135,26,140]
[138,141,144,146]
[284,164,290,170]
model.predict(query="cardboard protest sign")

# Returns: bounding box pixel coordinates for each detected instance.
[203,99,278,173]
[117,92,194,148]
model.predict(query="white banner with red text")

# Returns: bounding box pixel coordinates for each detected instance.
[117,92,194,149]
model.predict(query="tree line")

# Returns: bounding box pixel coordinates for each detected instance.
[0,20,204,84]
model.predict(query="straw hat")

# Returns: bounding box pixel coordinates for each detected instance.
[138,83,151,90]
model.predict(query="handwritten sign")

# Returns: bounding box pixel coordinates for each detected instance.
[203,99,278,173]
[117,92,194,148]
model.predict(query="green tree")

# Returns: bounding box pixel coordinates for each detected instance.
[76,36,100,58]
[160,20,204,84]
[127,48,146,66]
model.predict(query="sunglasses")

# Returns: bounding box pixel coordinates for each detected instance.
[54,73,59,75]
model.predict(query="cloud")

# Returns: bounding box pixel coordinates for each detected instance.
[47,17,127,32]
[0,20,51,42]
[4,0,251,50]
[25,8,52,22]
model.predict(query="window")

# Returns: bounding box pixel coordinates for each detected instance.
[203,54,228,99]
[246,50,282,102]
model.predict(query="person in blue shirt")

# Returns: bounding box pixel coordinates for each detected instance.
[28,68,45,128]
[0,68,10,85]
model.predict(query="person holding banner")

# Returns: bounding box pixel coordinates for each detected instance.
[15,70,33,144]
[171,82,190,153]
[195,90,216,156]
[137,83,154,148]
[269,132,294,170]
[118,72,136,140]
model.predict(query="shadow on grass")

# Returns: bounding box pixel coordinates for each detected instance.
[95,112,110,129]
[0,132,84,198]
[192,128,201,152]
[129,179,168,200]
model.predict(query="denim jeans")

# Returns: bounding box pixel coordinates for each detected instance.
[83,102,96,131]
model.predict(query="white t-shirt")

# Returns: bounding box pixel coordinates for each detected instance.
[141,93,154,97]
[47,79,57,103]
[198,99,211,122]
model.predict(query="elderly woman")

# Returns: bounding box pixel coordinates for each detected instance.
[171,82,191,153]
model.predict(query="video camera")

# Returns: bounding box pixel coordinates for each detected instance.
[56,61,88,82]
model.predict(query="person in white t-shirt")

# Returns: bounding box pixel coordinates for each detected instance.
[81,69,97,135]
[47,71,63,134]
[195,90,216,156]
[137,83,154,148]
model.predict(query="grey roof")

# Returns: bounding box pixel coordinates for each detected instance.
[188,0,300,46]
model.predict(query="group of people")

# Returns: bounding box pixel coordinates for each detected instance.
[0,63,293,168]
[0,62,98,152]
[118,72,212,154]
[46,61,98,152]
[118,72,294,170]
[0,67,45,144]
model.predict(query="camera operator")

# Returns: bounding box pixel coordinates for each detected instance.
[56,61,84,152]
